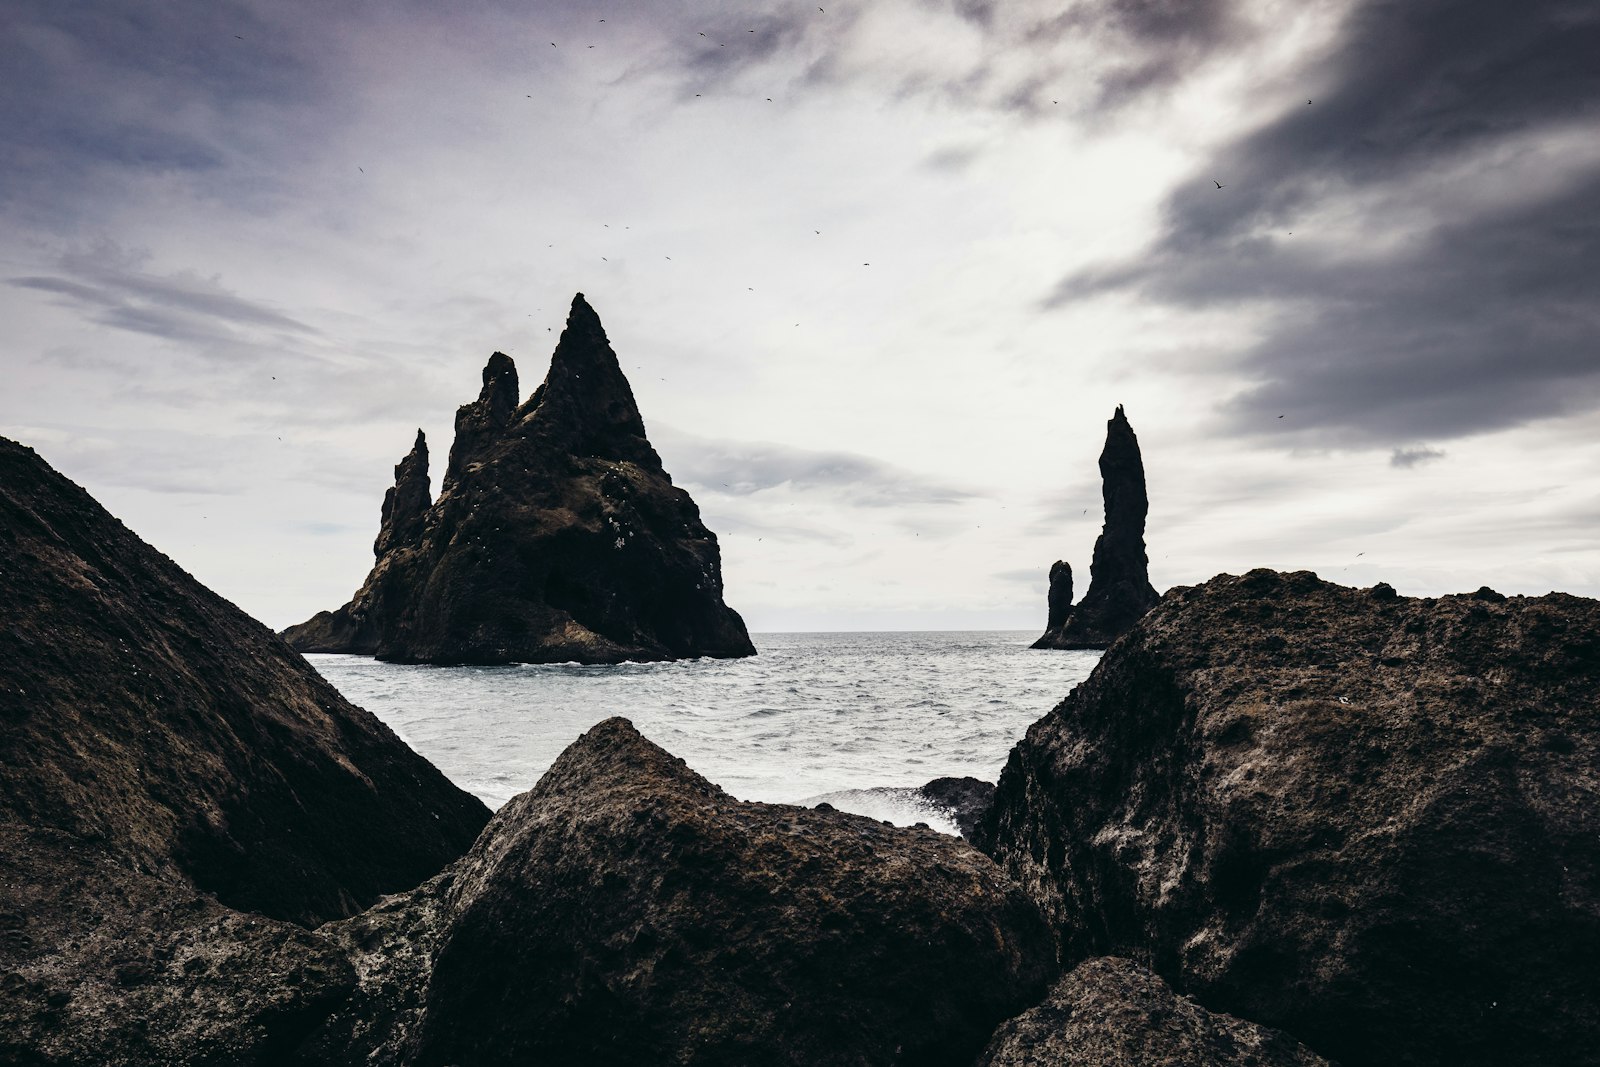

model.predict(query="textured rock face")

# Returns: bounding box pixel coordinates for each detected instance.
[328,718,1056,1067]
[984,569,1600,1067]
[978,957,1331,1067]
[0,436,489,925]
[1032,406,1159,649]
[0,826,357,1066]
[283,293,755,665]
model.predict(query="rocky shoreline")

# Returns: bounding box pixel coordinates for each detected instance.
[4,436,1597,1065]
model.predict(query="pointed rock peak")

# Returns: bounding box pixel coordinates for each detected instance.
[521,292,650,459]
[478,352,520,427]
[547,292,623,384]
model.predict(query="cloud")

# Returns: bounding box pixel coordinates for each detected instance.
[1045,0,1600,449]
[655,428,980,508]
[1390,446,1445,469]
[645,0,1268,117]
[11,250,316,343]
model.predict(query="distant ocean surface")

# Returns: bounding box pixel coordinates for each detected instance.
[307,632,1100,835]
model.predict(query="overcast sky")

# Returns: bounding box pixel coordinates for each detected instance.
[4,0,1598,633]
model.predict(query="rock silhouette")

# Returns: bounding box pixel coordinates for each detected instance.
[978,957,1331,1067]
[0,436,488,1063]
[310,718,1057,1066]
[984,569,1600,1067]
[1032,406,1159,649]
[283,293,755,665]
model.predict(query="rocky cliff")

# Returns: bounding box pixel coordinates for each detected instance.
[984,569,1600,1066]
[283,293,755,665]
[1032,405,1159,649]
[0,436,489,1062]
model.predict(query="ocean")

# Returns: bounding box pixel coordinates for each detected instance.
[307,631,1100,836]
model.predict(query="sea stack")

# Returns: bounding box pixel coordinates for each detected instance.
[1031,405,1159,649]
[283,293,755,665]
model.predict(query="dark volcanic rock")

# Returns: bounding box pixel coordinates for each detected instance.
[0,826,356,1066]
[0,436,488,925]
[918,776,996,839]
[978,956,1331,1067]
[982,569,1600,1067]
[1032,406,1159,649]
[347,718,1057,1067]
[283,293,755,665]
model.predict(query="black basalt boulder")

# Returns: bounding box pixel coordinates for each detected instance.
[282,293,755,665]
[983,569,1600,1067]
[323,718,1057,1067]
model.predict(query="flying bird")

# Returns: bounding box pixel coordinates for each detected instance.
[1277,414,1285,418]
[1213,180,1224,189]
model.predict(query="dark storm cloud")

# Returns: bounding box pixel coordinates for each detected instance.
[1047,0,1600,447]
[657,431,979,508]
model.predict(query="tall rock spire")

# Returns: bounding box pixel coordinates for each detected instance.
[283,293,754,665]
[1032,405,1160,649]
[374,429,431,558]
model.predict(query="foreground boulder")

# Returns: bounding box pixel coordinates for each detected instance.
[283,293,755,665]
[315,718,1056,1066]
[0,436,488,925]
[0,436,489,1063]
[1032,406,1159,650]
[978,956,1331,1067]
[983,569,1600,1067]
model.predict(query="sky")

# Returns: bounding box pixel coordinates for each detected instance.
[3,0,1598,633]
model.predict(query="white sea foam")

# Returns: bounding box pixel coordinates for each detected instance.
[307,632,1100,824]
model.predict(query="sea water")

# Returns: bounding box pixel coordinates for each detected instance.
[307,632,1099,835]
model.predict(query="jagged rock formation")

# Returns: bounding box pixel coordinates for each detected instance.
[978,957,1332,1067]
[0,436,489,1062]
[1032,405,1159,649]
[982,569,1600,1067]
[308,718,1057,1066]
[283,293,755,665]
